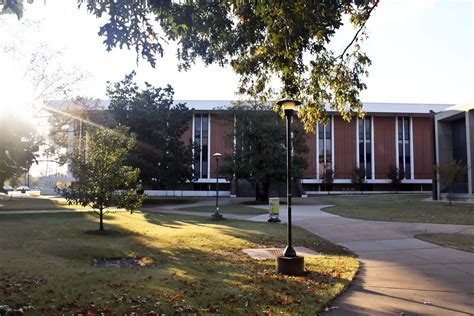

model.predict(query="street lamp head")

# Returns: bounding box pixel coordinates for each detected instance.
[277,98,301,112]
[213,152,223,160]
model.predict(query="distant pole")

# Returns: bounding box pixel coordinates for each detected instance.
[216,157,219,210]
[211,152,223,220]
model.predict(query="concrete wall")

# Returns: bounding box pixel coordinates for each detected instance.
[435,106,474,199]
[436,121,454,167]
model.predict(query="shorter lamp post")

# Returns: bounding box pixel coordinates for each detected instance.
[275,98,305,276]
[211,152,223,220]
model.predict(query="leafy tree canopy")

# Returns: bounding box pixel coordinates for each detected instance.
[221,102,308,202]
[3,0,380,131]
[107,72,194,189]
[64,125,144,231]
[0,113,40,189]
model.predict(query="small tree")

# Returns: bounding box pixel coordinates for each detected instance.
[387,165,404,193]
[322,164,334,194]
[436,160,469,205]
[351,166,366,194]
[64,126,144,231]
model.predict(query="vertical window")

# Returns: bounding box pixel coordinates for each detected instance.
[318,117,332,178]
[193,113,209,178]
[201,114,209,178]
[358,116,372,179]
[397,117,411,179]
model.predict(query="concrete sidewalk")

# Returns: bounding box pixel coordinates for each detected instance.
[249,205,474,315]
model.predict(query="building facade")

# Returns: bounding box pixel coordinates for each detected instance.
[180,101,449,195]
[435,104,474,200]
[50,100,451,196]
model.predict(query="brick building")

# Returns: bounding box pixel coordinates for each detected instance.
[180,101,449,195]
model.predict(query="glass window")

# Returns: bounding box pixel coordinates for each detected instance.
[318,118,333,179]
[193,113,209,179]
[397,117,411,179]
[358,117,372,179]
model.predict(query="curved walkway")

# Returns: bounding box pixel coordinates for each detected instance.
[152,201,474,315]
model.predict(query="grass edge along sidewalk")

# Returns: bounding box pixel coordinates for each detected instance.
[416,233,474,253]
[316,194,474,225]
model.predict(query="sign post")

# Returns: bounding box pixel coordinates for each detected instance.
[268,197,281,222]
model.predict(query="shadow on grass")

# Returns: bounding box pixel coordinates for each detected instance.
[0,210,356,315]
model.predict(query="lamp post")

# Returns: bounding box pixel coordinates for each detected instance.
[211,152,223,220]
[276,98,305,276]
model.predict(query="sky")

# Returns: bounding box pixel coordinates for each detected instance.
[1,0,472,106]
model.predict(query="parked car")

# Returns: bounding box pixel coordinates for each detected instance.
[15,186,30,193]
[2,185,13,191]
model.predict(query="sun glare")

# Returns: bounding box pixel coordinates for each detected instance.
[0,56,37,121]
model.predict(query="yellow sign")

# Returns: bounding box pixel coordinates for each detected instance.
[269,198,280,216]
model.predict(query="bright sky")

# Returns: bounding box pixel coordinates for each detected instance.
[1,0,472,105]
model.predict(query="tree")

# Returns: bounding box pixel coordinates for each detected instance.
[0,17,87,113]
[351,166,366,194]
[221,103,308,203]
[107,72,194,189]
[4,1,380,129]
[0,113,40,192]
[436,160,469,206]
[64,126,144,231]
[387,165,404,192]
[0,17,87,179]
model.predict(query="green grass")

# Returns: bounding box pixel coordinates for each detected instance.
[0,211,357,314]
[180,204,268,215]
[314,194,474,225]
[0,195,198,212]
[416,233,474,253]
[0,195,89,211]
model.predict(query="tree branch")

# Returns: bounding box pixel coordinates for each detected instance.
[336,0,380,61]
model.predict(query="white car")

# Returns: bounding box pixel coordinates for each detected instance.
[2,185,13,191]
[15,186,30,192]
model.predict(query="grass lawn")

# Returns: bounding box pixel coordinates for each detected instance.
[180,204,268,215]
[314,194,474,225]
[416,233,474,253]
[0,212,357,314]
[0,195,198,212]
[0,195,89,212]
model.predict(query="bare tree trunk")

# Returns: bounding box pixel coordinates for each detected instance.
[255,182,263,203]
[449,187,453,206]
[0,177,6,194]
[262,182,270,204]
[99,208,104,231]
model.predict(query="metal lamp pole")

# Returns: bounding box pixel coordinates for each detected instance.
[212,152,223,220]
[283,104,296,257]
[276,98,304,275]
